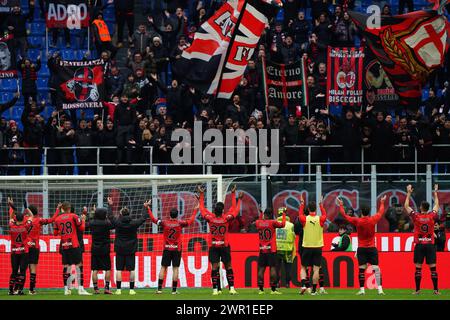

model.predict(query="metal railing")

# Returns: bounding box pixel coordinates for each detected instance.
[1,144,450,180]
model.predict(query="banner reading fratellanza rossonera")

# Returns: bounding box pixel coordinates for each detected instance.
[326,47,365,106]
[263,59,307,112]
[45,0,89,29]
[55,59,105,109]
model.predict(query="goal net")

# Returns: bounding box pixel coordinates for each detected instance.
[0,175,234,290]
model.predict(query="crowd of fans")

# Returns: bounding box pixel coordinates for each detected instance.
[0,0,449,176]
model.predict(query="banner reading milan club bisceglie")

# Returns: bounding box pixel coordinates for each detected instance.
[262,59,307,112]
[326,47,365,106]
[55,59,105,109]
[45,0,89,29]
[0,34,17,79]
[174,0,281,99]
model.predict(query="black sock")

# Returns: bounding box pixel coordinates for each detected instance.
[117,281,122,289]
[211,270,219,289]
[319,269,324,287]
[18,274,26,291]
[415,267,422,291]
[105,281,110,290]
[312,284,317,293]
[172,281,178,292]
[226,269,235,288]
[79,266,84,286]
[63,268,69,287]
[301,279,306,287]
[9,274,16,292]
[158,279,163,291]
[30,273,36,291]
[305,269,311,288]
[258,278,264,291]
[358,269,365,288]
[130,281,135,289]
[270,281,277,292]
[430,267,438,291]
[93,282,98,291]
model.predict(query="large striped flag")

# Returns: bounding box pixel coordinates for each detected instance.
[350,1,450,108]
[326,47,365,107]
[174,0,281,99]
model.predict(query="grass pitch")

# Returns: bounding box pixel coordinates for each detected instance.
[1,288,449,300]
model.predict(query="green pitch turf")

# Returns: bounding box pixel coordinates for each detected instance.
[1,288,449,300]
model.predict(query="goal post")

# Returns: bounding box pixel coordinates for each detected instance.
[0,174,233,290]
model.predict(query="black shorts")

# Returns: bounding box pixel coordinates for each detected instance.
[61,248,82,265]
[11,254,28,274]
[258,252,277,267]
[414,244,437,265]
[161,250,182,267]
[301,248,322,267]
[28,248,40,265]
[357,247,379,266]
[208,246,231,264]
[91,254,111,271]
[116,254,135,271]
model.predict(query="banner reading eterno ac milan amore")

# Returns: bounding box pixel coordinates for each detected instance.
[263,59,307,111]
[326,47,365,107]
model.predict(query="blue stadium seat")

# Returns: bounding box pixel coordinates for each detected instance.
[27,49,41,61]
[29,36,45,49]
[37,78,48,90]
[0,79,17,92]
[39,64,50,77]
[12,106,24,119]
[62,50,75,60]
[29,22,46,36]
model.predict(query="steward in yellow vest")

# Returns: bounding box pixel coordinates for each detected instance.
[298,195,327,295]
[275,207,296,288]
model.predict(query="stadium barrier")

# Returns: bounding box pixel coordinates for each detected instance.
[0,234,449,289]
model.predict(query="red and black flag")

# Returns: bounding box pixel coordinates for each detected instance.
[0,33,17,79]
[0,0,20,13]
[262,58,307,114]
[174,0,281,99]
[326,47,365,107]
[55,59,105,109]
[363,50,399,108]
[46,0,89,29]
[350,2,450,108]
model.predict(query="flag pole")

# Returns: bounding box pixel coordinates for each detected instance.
[213,0,249,101]
[261,55,270,125]
[45,27,49,58]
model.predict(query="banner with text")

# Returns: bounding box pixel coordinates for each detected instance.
[0,234,449,289]
[326,47,364,107]
[55,59,105,109]
[46,0,89,29]
[263,59,307,112]
[0,34,17,78]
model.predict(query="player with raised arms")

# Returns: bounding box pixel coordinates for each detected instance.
[255,207,286,294]
[404,184,441,295]
[197,185,242,295]
[337,195,387,295]
[8,198,32,295]
[85,205,115,294]
[144,199,199,294]
[107,197,149,295]
[21,199,58,295]
[53,201,90,295]
[298,195,326,295]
